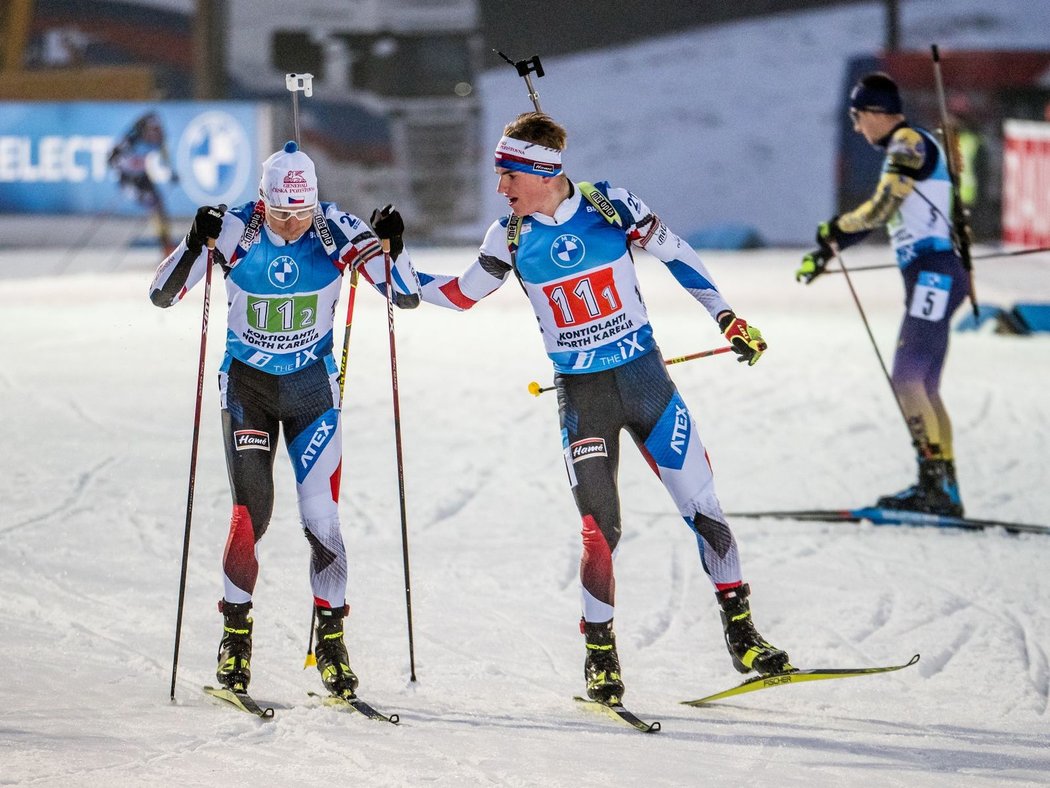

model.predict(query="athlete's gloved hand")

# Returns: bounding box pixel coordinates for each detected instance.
[816,217,845,256]
[796,248,832,284]
[369,204,405,260]
[718,312,767,366]
[186,205,224,252]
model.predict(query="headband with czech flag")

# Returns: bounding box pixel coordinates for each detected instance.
[494,135,563,177]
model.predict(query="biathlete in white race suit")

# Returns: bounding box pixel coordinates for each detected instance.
[413,112,792,704]
[149,141,420,697]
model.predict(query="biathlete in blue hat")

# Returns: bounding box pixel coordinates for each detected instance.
[796,72,970,517]
[411,111,791,705]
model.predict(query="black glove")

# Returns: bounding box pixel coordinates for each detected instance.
[796,248,832,284]
[815,217,845,256]
[186,205,224,252]
[369,204,405,260]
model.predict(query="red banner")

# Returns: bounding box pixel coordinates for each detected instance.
[1002,120,1050,247]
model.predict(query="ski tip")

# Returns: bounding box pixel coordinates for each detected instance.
[907,653,921,666]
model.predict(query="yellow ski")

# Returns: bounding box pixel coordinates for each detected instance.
[682,654,920,706]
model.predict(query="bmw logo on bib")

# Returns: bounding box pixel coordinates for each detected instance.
[551,234,586,268]
[268,256,300,289]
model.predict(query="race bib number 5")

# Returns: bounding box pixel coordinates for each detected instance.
[908,271,952,322]
[543,267,621,328]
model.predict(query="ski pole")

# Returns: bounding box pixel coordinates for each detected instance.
[382,240,417,681]
[830,244,931,459]
[169,231,220,701]
[822,245,1050,275]
[527,345,734,397]
[931,44,979,320]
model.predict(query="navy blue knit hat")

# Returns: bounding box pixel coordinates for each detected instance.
[849,73,903,114]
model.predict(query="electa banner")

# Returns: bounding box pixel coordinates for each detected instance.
[0,102,271,216]
[1002,119,1050,248]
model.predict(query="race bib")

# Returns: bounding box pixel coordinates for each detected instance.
[908,271,952,322]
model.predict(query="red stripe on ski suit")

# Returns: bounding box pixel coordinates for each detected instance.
[580,514,615,608]
[439,278,477,310]
[223,504,258,596]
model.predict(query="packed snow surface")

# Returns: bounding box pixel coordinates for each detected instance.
[2,241,1048,786]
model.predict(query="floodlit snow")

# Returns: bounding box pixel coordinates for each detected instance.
[5,1,1050,784]
[2,241,1048,786]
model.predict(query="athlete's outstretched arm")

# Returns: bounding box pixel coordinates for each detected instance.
[417,220,513,311]
[331,205,421,309]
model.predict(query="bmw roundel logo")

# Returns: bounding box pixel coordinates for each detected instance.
[550,234,586,268]
[268,256,299,288]
[175,110,252,206]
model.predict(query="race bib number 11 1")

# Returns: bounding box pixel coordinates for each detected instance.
[543,267,621,328]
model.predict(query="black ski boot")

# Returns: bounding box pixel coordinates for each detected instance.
[582,619,625,704]
[877,458,963,517]
[717,584,791,676]
[216,600,253,692]
[314,605,358,696]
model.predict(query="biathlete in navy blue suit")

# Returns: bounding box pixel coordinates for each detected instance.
[797,73,969,517]
[150,142,420,697]
[413,111,792,704]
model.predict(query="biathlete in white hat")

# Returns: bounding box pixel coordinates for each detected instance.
[149,141,420,699]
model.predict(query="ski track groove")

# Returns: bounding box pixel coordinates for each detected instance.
[920,624,975,679]
[1005,608,1050,715]
[852,590,894,644]
[128,511,172,560]
[0,456,115,538]
[423,466,491,532]
[487,605,561,679]
[632,527,683,651]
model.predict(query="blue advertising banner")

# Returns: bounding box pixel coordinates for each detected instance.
[0,102,271,216]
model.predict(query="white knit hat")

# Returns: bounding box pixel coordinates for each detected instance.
[259,140,318,208]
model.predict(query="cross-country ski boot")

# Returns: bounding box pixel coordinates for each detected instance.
[216,600,253,692]
[582,619,625,704]
[877,457,963,517]
[717,584,792,676]
[314,605,358,697]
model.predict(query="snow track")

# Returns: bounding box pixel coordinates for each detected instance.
[1,245,1048,785]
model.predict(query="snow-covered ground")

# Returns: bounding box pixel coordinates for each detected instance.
[2,243,1048,786]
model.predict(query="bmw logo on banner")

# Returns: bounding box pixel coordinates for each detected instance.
[0,101,265,215]
[176,110,254,208]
